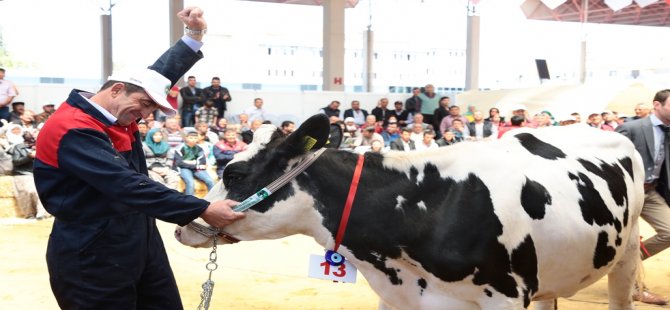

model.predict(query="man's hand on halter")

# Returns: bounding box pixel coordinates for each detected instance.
[201,199,246,228]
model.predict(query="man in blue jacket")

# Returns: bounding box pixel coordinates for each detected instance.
[34,7,245,309]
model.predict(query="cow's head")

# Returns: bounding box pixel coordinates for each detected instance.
[176,114,338,247]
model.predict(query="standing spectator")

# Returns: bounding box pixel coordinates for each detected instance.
[418,84,440,125]
[213,129,248,178]
[390,127,416,151]
[602,110,619,129]
[0,68,17,122]
[439,105,467,134]
[371,98,391,126]
[405,87,422,115]
[437,130,461,147]
[202,76,231,120]
[195,98,218,127]
[486,107,505,123]
[632,103,652,121]
[319,100,341,118]
[142,128,180,190]
[179,75,204,128]
[243,98,266,122]
[380,122,400,147]
[241,119,263,144]
[342,100,368,126]
[464,110,497,141]
[390,100,410,128]
[588,113,614,131]
[36,103,56,125]
[173,130,215,195]
[616,89,670,305]
[9,101,25,124]
[463,105,477,123]
[280,120,295,135]
[432,96,451,134]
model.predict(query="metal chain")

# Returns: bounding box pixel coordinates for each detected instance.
[198,238,218,310]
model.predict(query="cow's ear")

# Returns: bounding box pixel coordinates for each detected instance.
[282,114,331,155]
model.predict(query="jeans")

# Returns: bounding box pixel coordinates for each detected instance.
[181,109,195,128]
[179,168,214,195]
[0,106,9,122]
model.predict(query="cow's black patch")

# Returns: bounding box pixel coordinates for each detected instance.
[520,178,551,220]
[484,289,492,297]
[418,278,427,296]
[297,153,526,299]
[578,159,628,209]
[593,231,616,269]
[511,235,539,308]
[619,157,634,181]
[515,133,567,160]
[568,172,616,228]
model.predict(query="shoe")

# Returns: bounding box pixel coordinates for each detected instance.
[633,289,668,305]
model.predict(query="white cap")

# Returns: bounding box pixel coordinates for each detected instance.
[108,68,176,116]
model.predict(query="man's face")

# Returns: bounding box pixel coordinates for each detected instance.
[423,133,435,144]
[166,119,179,130]
[112,86,158,126]
[635,104,651,118]
[425,85,434,94]
[283,123,295,134]
[239,114,249,122]
[138,123,148,135]
[473,111,483,122]
[412,88,420,96]
[13,105,25,114]
[218,118,228,128]
[254,99,263,109]
[330,101,340,109]
[362,129,373,138]
[654,98,670,124]
[395,102,403,111]
[387,124,398,133]
[444,131,455,140]
[413,114,423,124]
[401,131,411,141]
[197,123,208,133]
[188,78,196,87]
[351,101,360,110]
[366,115,376,124]
[251,120,263,130]
[44,105,55,113]
[449,107,460,116]
[412,123,423,133]
[380,99,389,108]
[211,79,220,88]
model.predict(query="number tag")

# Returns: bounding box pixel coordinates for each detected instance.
[307,254,357,283]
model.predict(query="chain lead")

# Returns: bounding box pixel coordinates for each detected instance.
[198,237,218,310]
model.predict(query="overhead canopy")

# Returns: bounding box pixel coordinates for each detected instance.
[241,0,360,8]
[521,0,670,27]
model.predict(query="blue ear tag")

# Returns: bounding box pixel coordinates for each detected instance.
[325,250,345,266]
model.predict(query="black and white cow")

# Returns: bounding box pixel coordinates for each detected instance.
[176,114,644,310]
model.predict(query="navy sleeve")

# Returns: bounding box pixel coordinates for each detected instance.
[58,129,208,226]
[148,40,204,86]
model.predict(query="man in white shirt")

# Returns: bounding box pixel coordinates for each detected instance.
[243,98,266,122]
[0,68,17,122]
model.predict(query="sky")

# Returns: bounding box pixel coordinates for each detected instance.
[1,0,670,88]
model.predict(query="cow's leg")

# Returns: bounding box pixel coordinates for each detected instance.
[606,222,639,310]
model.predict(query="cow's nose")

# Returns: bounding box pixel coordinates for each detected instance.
[174,228,182,241]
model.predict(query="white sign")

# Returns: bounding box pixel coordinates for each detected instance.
[307,254,357,283]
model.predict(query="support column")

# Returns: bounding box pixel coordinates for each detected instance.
[364,26,374,92]
[464,2,480,91]
[169,0,185,87]
[579,0,588,84]
[323,0,346,91]
[100,12,112,83]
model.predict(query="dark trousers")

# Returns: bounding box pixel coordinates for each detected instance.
[47,215,184,309]
[0,106,9,122]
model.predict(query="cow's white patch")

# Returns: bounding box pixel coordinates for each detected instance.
[395,195,406,211]
[417,201,427,211]
[229,124,277,164]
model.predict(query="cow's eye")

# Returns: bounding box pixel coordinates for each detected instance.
[222,162,249,188]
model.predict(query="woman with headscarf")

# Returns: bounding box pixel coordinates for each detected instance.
[142,128,181,190]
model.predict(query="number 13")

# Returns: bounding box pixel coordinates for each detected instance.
[320,261,347,277]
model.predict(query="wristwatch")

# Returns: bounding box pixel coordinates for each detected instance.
[184,27,207,36]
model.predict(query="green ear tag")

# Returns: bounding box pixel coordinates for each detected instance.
[303,136,317,151]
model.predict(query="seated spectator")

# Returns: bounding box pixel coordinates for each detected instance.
[485,107,505,123]
[416,130,438,150]
[409,122,426,144]
[343,100,368,126]
[197,131,216,167]
[9,101,24,124]
[390,127,416,152]
[196,121,219,144]
[142,128,180,190]
[498,115,527,138]
[363,114,383,133]
[242,119,264,144]
[390,100,410,128]
[342,117,360,147]
[450,118,467,141]
[370,139,386,154]
[381,122,400,147]
[173,131,215,195]
[195,99,219,128]
[18,109,38,134]
[5,126,49,219]
[236,113,251,133]
[137,120,149,141]
[319,100,341,118]
[464,110,497,141]
[163,116,184,152]
[36,103,56,125]
[213,129,248,178]
[439,105,466,133]
[212,117,228,135]
[437,130,461,147]
[352,126,384,149]
[280,120,295,136]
